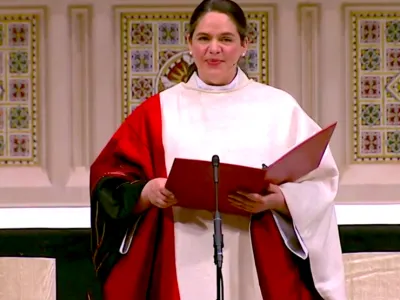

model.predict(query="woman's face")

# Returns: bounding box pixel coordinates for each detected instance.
[187,11,248,85]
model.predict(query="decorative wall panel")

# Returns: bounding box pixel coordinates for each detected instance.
[69,6,92,169]
[0,11,42,165]
[349,8,400,162]
[298,4,320,121]
[116,5,274,120]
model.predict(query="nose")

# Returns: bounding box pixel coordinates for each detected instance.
[208,39,221,54]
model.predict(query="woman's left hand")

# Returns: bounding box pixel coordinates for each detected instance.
[228,183,287,214]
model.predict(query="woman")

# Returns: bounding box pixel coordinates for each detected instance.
[90,0,346,299]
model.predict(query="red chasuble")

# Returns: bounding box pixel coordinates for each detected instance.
[90,95,322,300]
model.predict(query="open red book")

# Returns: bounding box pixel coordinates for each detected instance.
[165,122,337,216]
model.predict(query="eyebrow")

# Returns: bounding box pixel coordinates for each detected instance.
[195,32,236,37]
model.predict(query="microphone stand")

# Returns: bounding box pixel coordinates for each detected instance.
[212,155,224,300]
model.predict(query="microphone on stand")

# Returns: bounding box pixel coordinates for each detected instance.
[212,155,224,300]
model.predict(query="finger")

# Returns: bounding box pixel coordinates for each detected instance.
[228,194,248,203]
[236,191,262,202]
[153,192,177,208]
[168,198,178,205]
[228,198,245,209]
[150,192,168,207]
[160,188,174,198]
[236,191,249,197]
[231,202,253,213]
[228,197,253,210]
[156,189,174,203]
[155,198,170,208]
[165,195,177,204]
[230,192,252,200]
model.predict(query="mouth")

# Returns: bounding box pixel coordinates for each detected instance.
[206,59,223,66]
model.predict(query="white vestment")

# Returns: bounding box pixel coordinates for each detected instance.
[159,68,346,300]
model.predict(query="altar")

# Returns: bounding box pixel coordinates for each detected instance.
[0,205,400,299]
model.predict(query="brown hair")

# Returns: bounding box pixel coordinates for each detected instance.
[185,0,248,82]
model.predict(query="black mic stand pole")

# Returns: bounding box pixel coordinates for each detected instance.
[212,155,224,300]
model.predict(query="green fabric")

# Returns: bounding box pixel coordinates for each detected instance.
[96,177,146,220]
[91,177,147,285]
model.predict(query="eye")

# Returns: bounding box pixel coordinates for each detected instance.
[222,37,232,42]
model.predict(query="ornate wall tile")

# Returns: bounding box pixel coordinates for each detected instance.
[0,12,41,166]
[349,9,400,162]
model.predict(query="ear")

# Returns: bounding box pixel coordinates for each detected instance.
[186,34,193,53]
[241,36,249,53]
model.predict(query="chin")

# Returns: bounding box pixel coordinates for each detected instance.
[203,70,231,85]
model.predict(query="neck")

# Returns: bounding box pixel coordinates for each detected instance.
[182,67,252,93]
[195,70,239,91]
[197,68,238,86]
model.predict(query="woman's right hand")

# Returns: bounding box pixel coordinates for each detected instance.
[140,178,177,209]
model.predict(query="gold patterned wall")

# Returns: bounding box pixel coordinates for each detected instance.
[0,12,41,165]
[117,6,272,120]
[349,9,400,162]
